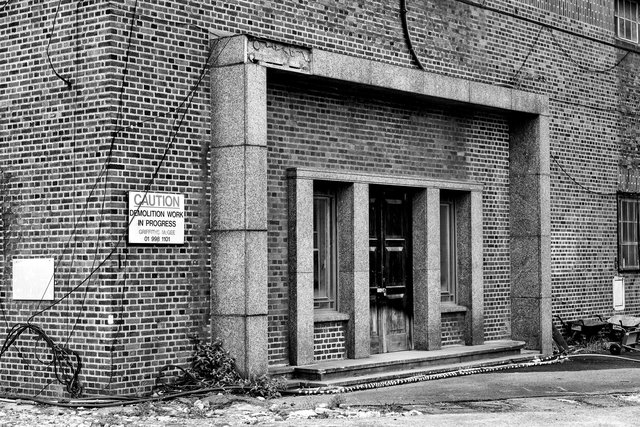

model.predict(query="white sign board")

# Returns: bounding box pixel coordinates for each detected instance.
[12,258,55,300]
[128,191,185,244]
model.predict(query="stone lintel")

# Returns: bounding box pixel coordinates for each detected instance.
[215,35,547,117]
[287,168,483,192]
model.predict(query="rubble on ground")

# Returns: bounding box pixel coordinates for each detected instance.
[0,393,424,426]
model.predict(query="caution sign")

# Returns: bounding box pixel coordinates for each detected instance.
[128,191,185,244]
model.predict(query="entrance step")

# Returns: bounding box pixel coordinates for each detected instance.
[290,340,533,387]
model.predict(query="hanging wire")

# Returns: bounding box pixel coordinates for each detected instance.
[551,153,617,197]
[46,0,73,89]
[400,0,426,70]
[0,0,12,13]
[511,26,545,87]
[549,30,631,74]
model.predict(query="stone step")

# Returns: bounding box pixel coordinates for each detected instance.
[295,351,542,389]
[292,340,528,383]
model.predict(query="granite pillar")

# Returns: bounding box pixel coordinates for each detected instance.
[287,178,315,365]
[412,188,441,350]
[210,40,268,376]
[509,115,552,354]
[455,190,484,345]
[338,183,370,359]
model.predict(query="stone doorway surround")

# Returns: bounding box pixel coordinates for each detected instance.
[288,169,484,365]
[209,34,550,374]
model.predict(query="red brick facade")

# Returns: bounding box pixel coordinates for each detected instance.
[1,0,639,396]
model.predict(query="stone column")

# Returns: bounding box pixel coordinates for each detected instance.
[338,183,370,359]
[509,115,552,354]
[287,178,315,365]
[412,188,441,350]
[456,190,484,345]
[210,36,268,376]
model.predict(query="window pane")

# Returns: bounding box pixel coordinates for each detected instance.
[619,197,640,270]
[313,194,336,309]
[385,241,406,287]
[630,245,639,268]
[616,0,640,42]
[624,0,628,18]
[383,197,409,289]
[440,204,451,294]
[369,189,411,296]
[385,199,405,238]
[370,197,381,288]
[440,201,456,302]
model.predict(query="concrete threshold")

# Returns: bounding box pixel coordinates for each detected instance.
[284,340,539,388]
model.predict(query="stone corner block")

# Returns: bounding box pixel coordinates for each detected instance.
[211,35,247,67]
[511,90,549,116]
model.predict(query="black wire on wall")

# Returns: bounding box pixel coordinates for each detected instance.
[400,0,426,70]
[46,0,73,89]
[0,0,233,398]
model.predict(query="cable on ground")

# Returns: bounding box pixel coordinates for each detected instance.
[284,353,640,395]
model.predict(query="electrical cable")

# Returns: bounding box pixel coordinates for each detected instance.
[286,353,640,396]
[61,0,139,348]
[400,0,426,70]
[451,0,640,57]
[0,37,231,398]
[106,0,225,38]
[551,153,618,197]
[0,353,638,405]
[17,7,140,399]
[0,324,82,397]
[0,386,244,409]
[46,0,73,89]
[25,37,225,323]
[287,355,566,395]
[511,26,544,87]
[0,0,11,13]
[564,353,640,363]
[549,30,631,74]
[1,9,228,400]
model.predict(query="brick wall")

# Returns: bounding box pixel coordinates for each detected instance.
[266,73,511,364]
[0,1,212,396]
[313,321,347,361]
[441,313,466,347]
[2,0,638,394]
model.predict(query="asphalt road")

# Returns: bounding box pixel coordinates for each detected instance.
[268,352,640,426]
[335,352,640,405]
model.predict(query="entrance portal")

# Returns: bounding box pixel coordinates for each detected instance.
[369,187,412,354]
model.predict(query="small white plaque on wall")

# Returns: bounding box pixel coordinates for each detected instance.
[613,276,625,311]
[12,258,55,301]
